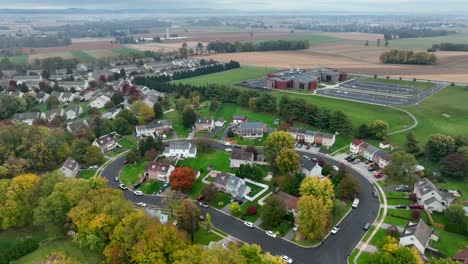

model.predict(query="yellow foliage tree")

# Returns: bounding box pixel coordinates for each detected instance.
[299,177,334,206]
[275,148,300,174]
[296,195,332,240]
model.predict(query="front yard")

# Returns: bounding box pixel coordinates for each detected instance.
[193,227,223,245]
[77,169,96,180]
[177,150,233,174]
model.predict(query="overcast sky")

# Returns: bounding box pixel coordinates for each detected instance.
[1,0,467,13]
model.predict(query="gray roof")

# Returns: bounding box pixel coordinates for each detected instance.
[300,156,319,171]
[48,108,63,117]
[215,172,230,187]
[65,105,81,113]
[13,112,42,121]
[169,141,191,150]
[239,122,266,130]
[67,119,89,133]
[365,144,380,154]
[401,219,432,247]
[375,149,391,161]
[136,120,172,131]
[423,196,439,206]
[227,175,241,189]
[61,157,79,171]
[417,178,440,196]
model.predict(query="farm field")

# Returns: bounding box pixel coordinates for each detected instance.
[70,50,94,60]
[385,34,468,50]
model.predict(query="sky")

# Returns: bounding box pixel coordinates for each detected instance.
[1,0,467,13]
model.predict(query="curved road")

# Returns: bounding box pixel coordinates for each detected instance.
[101,142,380,264]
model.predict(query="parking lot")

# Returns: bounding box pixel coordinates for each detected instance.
[340,79,421,95]
[335,153,386,182]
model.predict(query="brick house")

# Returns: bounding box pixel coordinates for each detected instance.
[266,68,346,91]
[144,162,174,182]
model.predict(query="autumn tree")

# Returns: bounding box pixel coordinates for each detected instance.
[230,202,242,217]
[438,153,467,181]
[296,195,332,240]
[131,100,154,124]
[162,190,185,217]
[176,199,201,242]
[201,183,217,202]
[275,148,300,174]
[261,195,287,229]
[44,251,79,264]
[299,177,335,206]
[425,134,456,162]
[83,145,103,165]
[337,173,361,200]
[46,95,60,109]
[368,120,389,140]
[404,131,420,154]
[384,151,418,182]
[370,236,422,264]
[264,131,295,162]
[169,167,197,192]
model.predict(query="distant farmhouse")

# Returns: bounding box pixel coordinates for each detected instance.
[266,68,347,91]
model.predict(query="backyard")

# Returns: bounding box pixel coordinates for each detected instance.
[77,169,97,180]
[177,150,233,174]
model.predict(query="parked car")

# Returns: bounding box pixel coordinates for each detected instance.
[119,184,127,190]
[114,176,119,182]
[352,159,361,164]
[395,185,410,192]
[352,198,360,208]
[224,141,231,146]
[199,215,206,221]
[244,221,254,228]
[266,231,277,238]
[374,173,383,178]
[136,202,147,207]
[409,203,424,209]
[368,166,377,172]
[306,145,311,150]
[332,165,339,171]
[225,148,233,152]
[281,255,293,263]
[90,165,98,169]
[297,144,303,148]
[312,158,318,162]
[196,195,204,201]
[124,160,129,164]
[363,223,371,231]
[134,191,143,196]
[293,224,299,232]
[372,191,378,198]
[396,204,407,209]
[199,202,209,208]
[331,226,340,234]
[303,155,311,160]
[234,145,242,148]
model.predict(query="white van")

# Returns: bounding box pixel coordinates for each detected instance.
[224,141,231,146]
[352,198,360,208]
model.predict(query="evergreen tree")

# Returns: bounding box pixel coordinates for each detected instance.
[404,132,420,154]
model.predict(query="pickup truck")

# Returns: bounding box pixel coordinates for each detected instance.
[352,198,360,208]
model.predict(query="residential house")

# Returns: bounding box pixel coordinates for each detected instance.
[82,90,97,101]
[213,172,250,200]
[288,127,336,147]
[414,178,454,212]
[59,81,83,91]
[349,139,364,154]
[399,219,438,254]
[101,108,122,120]
[89,95,111,109]
[360,143,380,161]
[379,141,390,149]
[230,150,254,168]
[135,120,172,138]
[452,249,468,264]
[374,150,391,168]
[59,92,76,103]
[195,117,215,132]
[92,134,118,153]
[60,157,79,177]
[163,141,197,158]
[143,93,159,108]
[232,115,247,124]
[144,162,174,182]
[12,112,45,125]
[14,75,41,82]
[300,156,323,177]
[67,119,89,134]
[238,122,266,138]
[35,92,49,103]
[64,105,83,120]
[47,108,64,121]
[275,191,299,216]
[215,118,225,127]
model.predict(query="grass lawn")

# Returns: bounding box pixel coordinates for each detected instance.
[18,239,104,264]
[174,66,275,87]
[119,136,138,149]
[211,192,232,209]
[329,134,354,154]
[249,35,345,45]
[272,221,293,237]
[333,202,352,225]
[362,77,435,92]
[436,180,468,200]
[349,249,359,263]
[389,86,468,148]
[8,54,29,64]
[362,225,377,242]
[385,209,430,227]
[112,47,143,55]
[385,191,408,199]
[188,180,205,199]
[386,198,412,206]
[240,201,262,222]
[139,180,164,194]
[77,169,97,180]
[369,228,396,249]
[177,150,233,174]
[229,134,268,146]
[193,227,222,245]
[245,182,264,197]
[0,227,47,249]
[163,110,189,138]
[384,215,411,227]
[429,228,468,256]
[105,147,126,157]
[215,103,281,128]
[194,131,211,138]
[385,35,468,50]
[120,159,149,189]
[71,50,94,60]
[357,252,373,264]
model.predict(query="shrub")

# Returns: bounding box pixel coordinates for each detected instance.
[412,210,421,220]
[0,238,39,263]
[408,193,417,202]
[387,225,399,237]
[247,205,257,215]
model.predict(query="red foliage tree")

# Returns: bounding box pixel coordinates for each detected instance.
[169,166,196,192]
[317,158,325,167]
[38,81,47,90]
[411,209,421,220]
[8,80,17,89]
[247,206,257,215]
[99,75,107,83]
[408,193,417,202]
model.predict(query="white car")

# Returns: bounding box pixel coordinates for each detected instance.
[136,202,147,207]
[199,202,209,208]
[224,141,231,146]
[293,224,299,232]
[281,255,293,263]
[225,148,232,152]
[134,191,143,196]
[266,231,277,238]
[331,226,340,234]
[119,184,127,190]
[332,165,339,171]
[244,221,254,228]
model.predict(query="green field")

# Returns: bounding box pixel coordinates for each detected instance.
[362,77,435,92]
[215,103,280,128]
[249,35,346,46]
[177,150,233,174]
[369,228,395,249]
[7,54,29,64]
[193,227,222,245]
[164,110,189,138]
[70,50,94,60]
[385,34,468,50]
[188,180,205,199]
[0,227,47,249]
[18,239,104,264]
[112,47,143,55]
[120,159,148,187]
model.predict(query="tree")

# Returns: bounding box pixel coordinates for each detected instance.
[370,236,422,264]
[445,204,465,224]
[206,212,212,231]
[337,173,361,200]
[385,39,389,47]
[368,120,389,140]
[247,206,257,216]
[426,134,457,162]
[230,202,242,217]
[153,101,163,119]
[182,105,197,128]
[131,100,154,124]
[438,153,467,181]
[299,177,335,205]
[46,95,60,109]
[275,148,300,174]
[195,139,211,153]
[364,40,369,46]
[169,167,196,192]
[111,93,124,106]
[116,109,138,125]
[330,110,353,135]
[384,151,418,182]
[236,164,264,181]
[176,199,200,242]
[112,117,132,135]
[209,98,220,112]
[296,195,332,240]
[201,183,217,203]
[261,195,287,229]
[162,190,185,217]
[41,69,50,79]
[377,38,381,47]
[83,145,103,165]
[457,145,468,160]
[264,131,295,162]
[91,117,114,137]
[404,132,420,154]
[427,258,461,264]
[387,225,399,237]
[412,209,421,220]
[44,251,79,264]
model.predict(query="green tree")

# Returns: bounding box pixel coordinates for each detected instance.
[162,190,185,217]
[356,123,370,139]
[209,98,220,112]
[445,204,466,224]
[206,212,212,231]
[72,138,90,163]
[230,202,242,217]
[182,105,196,128]
[264,131,295,162]
[83,145,103,165]
[261,195,286,229]
[438,153,467,180]
[330,110,352,135]
[153,101,163,119]
[458,146,468,160]
[426,134,457,162]
[111,93,124,106]
[275,148,300,174]
[116,109,138,125]
[384,151,418,182]
[112,117,133,135]
[369,120,389,140]
[427,258,461,264]
[364,40,369,46]
[404,132,420,154]
[337,173,361,200]
[296,195,332,240]
[46,95,60,110]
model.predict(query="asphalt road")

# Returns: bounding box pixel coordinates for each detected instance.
[101,144,380,264]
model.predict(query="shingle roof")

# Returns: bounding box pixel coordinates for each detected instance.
[231,150,254,161]
[276,191,299,211]
[375,149,391,161]
[61,157,79,171]
[401,219,432,248]
[215,172,230,187]
[94,134,116,147]
[169,141,191,150]
[300,156,319,171]
[239,122,266,130]
[13,112,42,121]
[146,162,171,174]
[352,139,364,146]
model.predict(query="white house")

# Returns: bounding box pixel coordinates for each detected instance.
[12,112,46,125]
[58,92,77,103]
[47,108,64,121]
[64,105,83,120]
[230,150,254,168]
[135,120,173,138]
[214,172,250,200]
[350,139,365,154]
[414,178,454,212]
[60,157,79,178]
[288,127,336,147]
[101,108,122,120]
[92,134,118,153]
[300,156,323,177]
[399,219,438,254]
[89,95,111,109]
[82,90,97,101]
[163,141,197,158]
[238,122,267,138]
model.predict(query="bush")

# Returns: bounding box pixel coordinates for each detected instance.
[412,210,421,220]
[0,238,39,264]
[247,206,257,215]
[387,225,399,237]
[408,193,417,202]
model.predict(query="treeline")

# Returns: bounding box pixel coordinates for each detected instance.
[431,43,468,51]
[0,33,71,49]
[133,60,240,84]
[379,49,437,65]
[206,40,309,53]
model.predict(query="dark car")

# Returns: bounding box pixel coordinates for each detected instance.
[368,166,377,172]
[395,204,407,209]
[199,215,206,221]
[363,223,371,231]
[372,191,378,198]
